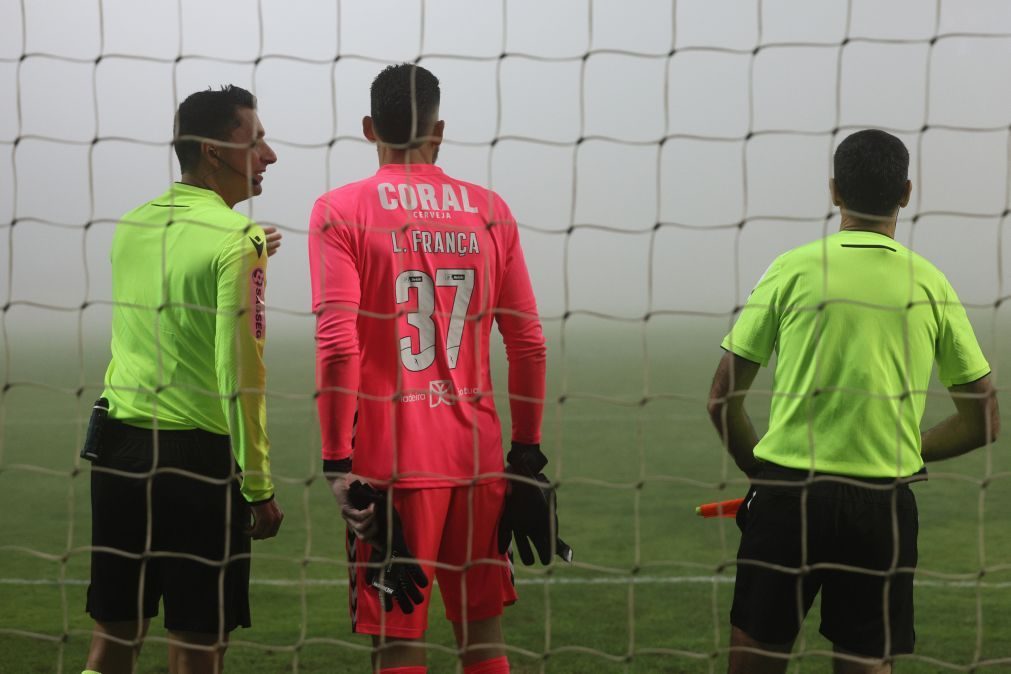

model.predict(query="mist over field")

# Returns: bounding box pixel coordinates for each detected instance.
[3,0,1010,358]
[3,3,1011,672]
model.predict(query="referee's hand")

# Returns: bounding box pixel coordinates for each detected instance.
[248,498,284,540]
[263,225,282,257]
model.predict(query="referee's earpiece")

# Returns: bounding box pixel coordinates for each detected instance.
[209,149,238,176]
[206,146,248,180]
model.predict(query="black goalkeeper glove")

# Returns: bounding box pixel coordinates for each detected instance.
[497,443,574,565]
[346,481,428,614]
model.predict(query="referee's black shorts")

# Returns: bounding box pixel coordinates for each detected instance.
[731,463,919,657]
[86,420,252,633]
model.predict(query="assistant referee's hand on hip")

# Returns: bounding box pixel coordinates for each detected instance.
[247,498,284,540]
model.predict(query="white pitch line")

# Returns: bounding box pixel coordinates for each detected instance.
[2,576,1011,589]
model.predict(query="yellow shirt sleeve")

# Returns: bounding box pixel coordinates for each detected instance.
[721,257,784,367]
[215,225,273,502]
[936,280,990,387]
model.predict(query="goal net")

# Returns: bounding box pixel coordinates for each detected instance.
[2,0,1009,671]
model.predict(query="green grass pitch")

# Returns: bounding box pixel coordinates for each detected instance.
[1,315,1009,672]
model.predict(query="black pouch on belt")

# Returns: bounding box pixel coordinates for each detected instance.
[80,397,110,462]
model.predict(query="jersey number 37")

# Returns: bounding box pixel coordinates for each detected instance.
[395,268,476,372]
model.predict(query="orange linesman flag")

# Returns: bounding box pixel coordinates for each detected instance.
[695,497,744,518]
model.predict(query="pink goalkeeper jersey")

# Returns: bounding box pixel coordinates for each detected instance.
[309,163,546,487]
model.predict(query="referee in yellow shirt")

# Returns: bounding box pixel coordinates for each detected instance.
[83,86,284,674]
[708,129,999,674]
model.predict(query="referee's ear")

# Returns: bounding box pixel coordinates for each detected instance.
[829,178,842,207]
[200,140,220,171]
[898,180,912,208]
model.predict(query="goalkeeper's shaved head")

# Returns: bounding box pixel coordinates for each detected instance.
[370,63,441,147]
[833,129,910,217]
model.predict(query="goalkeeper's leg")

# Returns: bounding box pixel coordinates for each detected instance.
[441,482,514,672]
[348,488,446,672]
[371,636,427,671]
[452,616,508,672]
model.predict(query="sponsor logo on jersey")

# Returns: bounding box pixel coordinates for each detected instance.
[377,182,480,217]
[250,267,266,339]
[401,391,427,404]
[249,234,264,258]
[428,380,455,408]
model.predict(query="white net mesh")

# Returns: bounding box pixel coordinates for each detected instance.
[2,0,1010,671]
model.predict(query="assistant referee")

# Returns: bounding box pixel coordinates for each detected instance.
[84,85,284,674]
[707,129,999,674]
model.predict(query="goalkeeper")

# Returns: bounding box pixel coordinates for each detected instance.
[708,129,999,673]
[309,64,567,674]
[83,85,284,674]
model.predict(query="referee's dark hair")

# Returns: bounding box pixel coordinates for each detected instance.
[370,63,440,148]
[833,129,910,217]
[174,85,257,173]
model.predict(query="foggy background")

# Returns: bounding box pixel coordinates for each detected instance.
[2,0,1011,388]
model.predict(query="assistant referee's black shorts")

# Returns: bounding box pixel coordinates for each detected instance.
[86,419,252,633]
[731,463,919,657]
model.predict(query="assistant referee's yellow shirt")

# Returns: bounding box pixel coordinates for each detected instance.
[103,183,273,502]
[723,229,990,478]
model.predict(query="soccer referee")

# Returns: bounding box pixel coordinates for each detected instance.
[83,85,284,674]
[708,129,999,673]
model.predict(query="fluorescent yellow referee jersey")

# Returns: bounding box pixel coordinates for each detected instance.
[723,229,990,478]
[102,183,273,502]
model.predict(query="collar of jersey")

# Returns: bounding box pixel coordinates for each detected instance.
[376,163,444,177]
[835,228,897,242]
[167,181,229,208]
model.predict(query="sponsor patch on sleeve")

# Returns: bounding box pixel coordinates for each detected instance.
[250,267,266,339]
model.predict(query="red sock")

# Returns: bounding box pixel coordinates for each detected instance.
[463,656,510,674]
[378,667,427,674]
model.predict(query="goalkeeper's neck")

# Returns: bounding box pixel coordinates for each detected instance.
[377,144,439,166]
[364,115,445,167]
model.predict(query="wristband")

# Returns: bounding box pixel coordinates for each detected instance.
[506,442,547,475]
[323,457,353,477]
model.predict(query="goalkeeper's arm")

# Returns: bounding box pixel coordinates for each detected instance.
[309,197,361,478]
[491,202,571,565]
[493,206,547,446]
